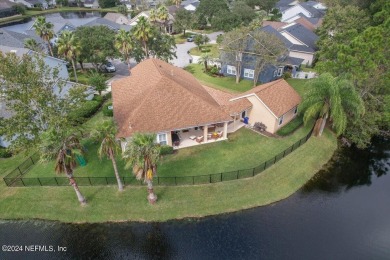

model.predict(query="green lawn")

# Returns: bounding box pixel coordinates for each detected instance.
[0,152,33,176]
[185,64,253,93]
[69,69,114,85]
[286,78,312,96]
[174,33,195,44]
[189,44,220,58]
[0,129,337,222]
[24,122,312,178]
[277,115,304,136]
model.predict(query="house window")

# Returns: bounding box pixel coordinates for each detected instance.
[294,106,298,114]
[244,69,254,79]
[279,115,284,125]
[277,67,283,77]
[157,133,167,145]
[227,65,236,75]
[273,70,278,77]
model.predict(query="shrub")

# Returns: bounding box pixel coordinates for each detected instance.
[283,72,292,79]
[69,100,102,124]
[0,147,12,158]
[102,102,113,117]
[160,145,174,155]
[93,95,103,103]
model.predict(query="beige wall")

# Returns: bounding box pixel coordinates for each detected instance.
[273,107,298,132]
[166,131,172,146]
[289,51,314,65]
[246,96,278,133]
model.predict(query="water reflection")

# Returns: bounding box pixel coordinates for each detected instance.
[303,137,389,193]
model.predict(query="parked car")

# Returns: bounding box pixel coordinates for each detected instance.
[101,62,116,73]
[187,35,194,42]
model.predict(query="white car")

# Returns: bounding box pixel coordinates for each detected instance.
[101,62,116,73]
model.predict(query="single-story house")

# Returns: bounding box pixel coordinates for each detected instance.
[104,13,130,25]
[129,10,174,33]
[181,0,199,12]
[112,59,301,149]
[15,0,48,9]
[280,1,326,22]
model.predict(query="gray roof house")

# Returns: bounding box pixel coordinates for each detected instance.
[83,17,131,31]
[280,1,326,22]
[0,29,45,50]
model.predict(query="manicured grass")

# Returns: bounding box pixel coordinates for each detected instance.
[189,44,220,58]
[174,33,195,44]
[24,122,312,178]
[0,129,337,222]
[69,69,114,85]
[0,152,33,176]
[277,115,304,136]
[286,78,312,96]
[300,65,318,73]
[185,64,253,93]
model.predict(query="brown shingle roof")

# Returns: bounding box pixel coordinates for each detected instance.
[235,79,301,117]
[203,85,252,115]
[262,21,288,31]
[112,59,232,137]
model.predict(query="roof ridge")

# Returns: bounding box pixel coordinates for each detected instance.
[152,59,165,77]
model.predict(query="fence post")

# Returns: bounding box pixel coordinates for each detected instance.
[193,176,194,185]
[105,177,108,185]
[54,177,59,186]
[274,156,277,164]
[283,150,286,157]
[158,177,160,185]
[264,161,267,170]
[236,171,239,180]
[30,156,34,164]
[20,178,25,187]
[37,178,42,186]
[299,139,302,146]
[17,167,22,175]
[252,168,255,176]
[221,173,223,182]
[88,177,92,186]
[209,175,211,183]
[175,177,177,185]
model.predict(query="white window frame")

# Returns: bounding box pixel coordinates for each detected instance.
[227,65,236,75]
[273,70,278,77]
[278,115,284,125]
[277,67,284,77]
[243,69,254,79]
[157,133,167,145]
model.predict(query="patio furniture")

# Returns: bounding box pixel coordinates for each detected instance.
[217,131,223,138]
[189,135,197,140]
[196,136,204,143]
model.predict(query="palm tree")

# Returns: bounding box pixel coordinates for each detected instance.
[133,16,153,57]
[40,129,87,205]
[33,16,54,56]
[157,5,169,33]
[123,133,161,204]
[114,29,134,70]
[174,0,181,7]
[198,53,214,71]
[300,73,365,136]
[91,121,124,191]
[149,8,158,25]
[57,31,81,83]
[24,38,41,53]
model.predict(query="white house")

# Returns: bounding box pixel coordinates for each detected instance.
[280,1,326,22]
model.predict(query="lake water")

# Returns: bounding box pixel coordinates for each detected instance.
[1,138,389,259]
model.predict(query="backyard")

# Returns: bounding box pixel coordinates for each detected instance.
[189,44,220,58]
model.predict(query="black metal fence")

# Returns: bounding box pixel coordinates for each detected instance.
[3,128,313,187]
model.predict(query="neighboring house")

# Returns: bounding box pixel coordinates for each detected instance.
[181,0,199,12]
[83,0,99,8]
[230,79,301,134]
[129,10,174,33]
[28,19,76,45]
[262,21,288,31]
[104,13,130,25]
[220,25,307,84]
[294,16,322,31]
[0,29,45,50]
[276,0,300,10]
[280,1,326,22]
[15,0,48,9]
[112,59,301,149]
[278,23,318,65]
[83,17,131,31]
[0,45,93,148]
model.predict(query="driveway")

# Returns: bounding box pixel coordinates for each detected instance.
[171,31,223,68]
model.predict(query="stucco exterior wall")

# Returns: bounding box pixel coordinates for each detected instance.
[289,51,314,65]
[166,132,172,146]
[246,96,278,133]
[273,106,298,132]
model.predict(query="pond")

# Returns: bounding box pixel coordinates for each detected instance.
[0,138,389,259]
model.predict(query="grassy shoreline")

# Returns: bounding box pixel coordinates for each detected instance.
[0,130,337,223]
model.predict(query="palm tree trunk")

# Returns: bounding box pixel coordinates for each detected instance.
[66,172,87,205]
[47,40,54,56]
[146,179,157,204]
[111,154,124,191]
[71,59,78,83]
[143,41,148,58]
[318,113,328,136]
